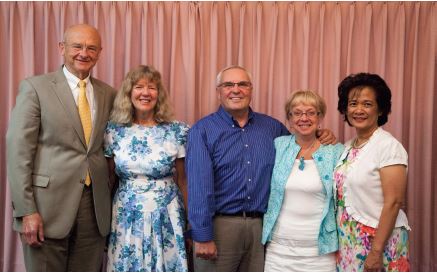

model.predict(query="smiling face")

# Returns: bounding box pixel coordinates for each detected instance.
[131,78,158,119]
[59,24,102,79]
[217,67,253,117]
[288,103,321,138]
[346,87,380,136]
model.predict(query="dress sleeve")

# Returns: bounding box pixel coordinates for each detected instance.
[175,122,190,159]
[378,137,408,168]
[104,122,115,158]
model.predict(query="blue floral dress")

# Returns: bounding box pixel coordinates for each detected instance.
[104,121,189,272]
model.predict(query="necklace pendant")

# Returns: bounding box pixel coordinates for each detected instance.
[298,156,305,170]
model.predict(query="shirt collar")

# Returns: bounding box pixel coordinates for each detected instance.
[217,106,255,127]
[62,65,91,90]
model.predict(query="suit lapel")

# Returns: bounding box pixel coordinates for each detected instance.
[89,77,105,149]
[50,69,87,148]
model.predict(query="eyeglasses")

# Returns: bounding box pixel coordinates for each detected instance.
[289,111,319,118]
[218,81,252,90]
[64,43,100,54]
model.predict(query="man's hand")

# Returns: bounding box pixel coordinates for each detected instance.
[317,128,337,145]
[21,213,44,247]
[194,240,217,260]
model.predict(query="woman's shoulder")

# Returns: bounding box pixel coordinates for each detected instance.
[165,121,190,142]
[318,143,345,160]
[274,134,294,145]
[373,128,408,162]
[168,120,190,129]
[370,128,406,152]
[321,142,345,151]
[106,121,128,131]
[375,127,401,143]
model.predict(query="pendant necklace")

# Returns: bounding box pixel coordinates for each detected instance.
[298,139,317,171]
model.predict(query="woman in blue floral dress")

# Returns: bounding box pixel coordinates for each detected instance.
[104,65,189,271]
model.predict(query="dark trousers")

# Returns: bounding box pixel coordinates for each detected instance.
[194,215,265,272]
[21,186,106,271]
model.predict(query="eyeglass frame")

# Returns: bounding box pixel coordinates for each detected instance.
[217,81,253,90]
[288,110,320,118]
[62,42,101,54]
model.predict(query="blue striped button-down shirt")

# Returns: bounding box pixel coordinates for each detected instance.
[186,106,290,242]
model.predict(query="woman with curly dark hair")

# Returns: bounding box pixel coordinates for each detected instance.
[334,73,410,271]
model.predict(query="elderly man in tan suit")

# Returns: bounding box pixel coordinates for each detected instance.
[6,24,116,271]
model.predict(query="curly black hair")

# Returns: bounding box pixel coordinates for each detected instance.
[337,72,392,126]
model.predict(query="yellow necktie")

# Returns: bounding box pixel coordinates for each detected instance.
[78,80,92,186]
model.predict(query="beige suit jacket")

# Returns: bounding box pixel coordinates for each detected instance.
[6,68,116,239]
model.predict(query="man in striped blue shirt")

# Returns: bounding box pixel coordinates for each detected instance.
[186,66,335,271]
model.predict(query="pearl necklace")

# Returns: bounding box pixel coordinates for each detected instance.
[298,139,317,171]
[352,137,370,149]
[353,127,378,149]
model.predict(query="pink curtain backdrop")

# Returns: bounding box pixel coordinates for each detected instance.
[0,1,435,271]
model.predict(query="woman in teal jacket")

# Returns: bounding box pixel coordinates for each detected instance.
[262,90,344,272]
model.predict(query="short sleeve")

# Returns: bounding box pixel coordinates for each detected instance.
[173,121,190,158]
[103,122,116,158]
[378,137,408,168]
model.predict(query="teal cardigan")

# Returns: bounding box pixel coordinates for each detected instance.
[261,135,344,255]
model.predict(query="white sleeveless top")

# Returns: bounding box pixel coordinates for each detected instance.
[271,159,325,256]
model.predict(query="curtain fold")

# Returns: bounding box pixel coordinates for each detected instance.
[0,1,435,271]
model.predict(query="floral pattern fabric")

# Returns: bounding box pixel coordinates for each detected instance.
[104,121,189,272]
[334,147,410,272]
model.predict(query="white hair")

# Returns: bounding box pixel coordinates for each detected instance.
[215,65,252,86]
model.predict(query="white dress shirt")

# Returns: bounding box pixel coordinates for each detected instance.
[63,65,96,123]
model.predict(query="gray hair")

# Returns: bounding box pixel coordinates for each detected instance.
[215,65,253,87]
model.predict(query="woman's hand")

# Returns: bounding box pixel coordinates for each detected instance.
[364,249,383,271]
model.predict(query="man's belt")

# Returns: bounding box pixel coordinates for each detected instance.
[215,211,264,218]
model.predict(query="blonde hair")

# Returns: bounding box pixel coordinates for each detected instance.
[110,65,173,124]
[285,90,327,119]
